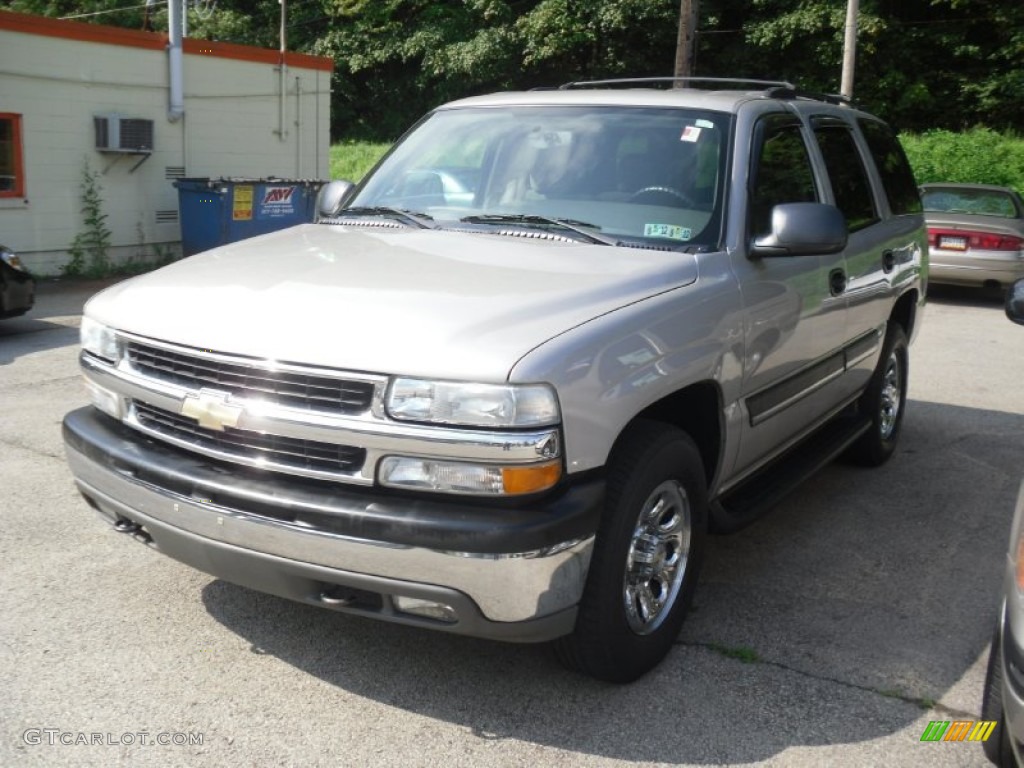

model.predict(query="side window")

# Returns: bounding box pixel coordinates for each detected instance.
[0,114,25,199]
[858,119,923,215]
[750,116,818,238]
[812,121,878,232]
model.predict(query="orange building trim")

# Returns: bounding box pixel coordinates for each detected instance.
[183,38,332,72]
[0,9,332,72]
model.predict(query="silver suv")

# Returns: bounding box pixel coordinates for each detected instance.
[63,78,927,682]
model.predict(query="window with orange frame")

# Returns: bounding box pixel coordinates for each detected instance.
[0,114,25,198]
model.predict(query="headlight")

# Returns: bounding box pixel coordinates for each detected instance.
[386,378,559,428]
[0,248,27,272]
[80,316,119,362]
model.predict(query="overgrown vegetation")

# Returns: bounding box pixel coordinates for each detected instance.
[62,163,177,279]
[63,162,113,278]
[901,128,1024,192]
[329,141,391,182]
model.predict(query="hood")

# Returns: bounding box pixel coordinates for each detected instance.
[86,224,698,381]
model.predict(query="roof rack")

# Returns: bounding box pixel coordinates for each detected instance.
[557,77,796,91]
[552,77,857,107]
[766,86,855,107]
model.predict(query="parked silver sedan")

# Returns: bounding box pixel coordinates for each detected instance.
[981,278,1024,767]
[922,184,1024,292]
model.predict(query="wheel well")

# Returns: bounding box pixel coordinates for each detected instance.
[630,381,722,487]
[890,290,918,338]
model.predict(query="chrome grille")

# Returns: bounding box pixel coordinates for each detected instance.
[126,341,375,414]
[133,401,366,476]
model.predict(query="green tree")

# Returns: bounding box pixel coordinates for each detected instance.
[715,0,1024,132]
[9,0,1024,138]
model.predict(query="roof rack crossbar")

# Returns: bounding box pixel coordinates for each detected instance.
[558,77,796,91]
[766,87,855,106]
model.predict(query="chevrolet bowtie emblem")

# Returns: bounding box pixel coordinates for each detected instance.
[180,390,243,432]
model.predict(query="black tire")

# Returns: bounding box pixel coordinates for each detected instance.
[554,420,707,683]
[982,621,1016,767]
[846,323,909,467]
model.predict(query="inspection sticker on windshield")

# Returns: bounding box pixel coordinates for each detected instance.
[680,126,702,143]
[644,223,692,241]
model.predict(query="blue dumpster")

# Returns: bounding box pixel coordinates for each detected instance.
[175,177,326,256]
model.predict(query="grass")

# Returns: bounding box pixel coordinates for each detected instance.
[329,140,392,182]
[708,643,761,664]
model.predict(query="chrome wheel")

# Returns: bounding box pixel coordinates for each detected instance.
[623,479,692,635]
[879,351,902,440]
[555,421,706,682]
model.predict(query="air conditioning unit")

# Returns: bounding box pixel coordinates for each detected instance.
[94,115,154,153]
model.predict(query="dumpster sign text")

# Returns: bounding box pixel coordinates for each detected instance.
[259,186,297,218]
[232,185,297,221]
[231,185,254,221]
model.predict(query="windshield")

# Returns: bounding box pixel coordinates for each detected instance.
[349,105,731,249]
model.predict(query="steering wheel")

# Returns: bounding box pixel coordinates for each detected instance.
[628,186,694,207]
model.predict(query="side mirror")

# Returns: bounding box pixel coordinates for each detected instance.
[317,180,355,220]
[1007,278,1024,326]
[751,202,847,257]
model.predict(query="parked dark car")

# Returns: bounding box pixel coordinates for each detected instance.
[981,278,1024,766]
[0,243,34,318]
[921,183,1024,293]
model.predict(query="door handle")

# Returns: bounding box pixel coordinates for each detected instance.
[829,268,847,296]
[882,250,896,273]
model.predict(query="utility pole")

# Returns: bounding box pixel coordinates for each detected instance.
[840,0,859,98]
[278,0,288,141]
[673,0,699,83]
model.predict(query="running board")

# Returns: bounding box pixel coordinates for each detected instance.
[710,414,872,534]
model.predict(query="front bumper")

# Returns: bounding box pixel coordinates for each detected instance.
[64,407,603,642]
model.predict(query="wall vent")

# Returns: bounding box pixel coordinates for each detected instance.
[94,115,154,153]
[165,166,186,179]
[155,210,179,224]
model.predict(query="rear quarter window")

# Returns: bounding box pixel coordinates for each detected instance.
[858,119,923,216]
[812,120,879,232]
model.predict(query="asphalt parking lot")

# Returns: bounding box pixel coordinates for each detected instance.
[2,278,1021,767]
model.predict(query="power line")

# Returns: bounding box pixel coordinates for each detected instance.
[60,3,159,20]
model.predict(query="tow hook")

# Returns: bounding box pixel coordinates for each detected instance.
[319,585,357,607]
[113,517,141,534]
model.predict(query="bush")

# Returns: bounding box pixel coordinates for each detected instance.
[901,128,1024,193]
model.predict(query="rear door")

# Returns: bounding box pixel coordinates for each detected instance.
[811,116,924,400]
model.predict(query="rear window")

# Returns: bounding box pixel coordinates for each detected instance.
[921,187,1022,218]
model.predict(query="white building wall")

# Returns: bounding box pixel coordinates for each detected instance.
[0,13,332,275]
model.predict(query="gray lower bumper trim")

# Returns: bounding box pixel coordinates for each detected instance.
[76,474,580,643]
[65,424,594,633]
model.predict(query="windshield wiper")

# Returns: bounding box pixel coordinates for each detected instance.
[337,206,436,229]
[460,214,619,246]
